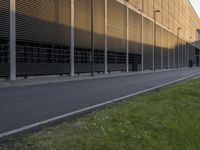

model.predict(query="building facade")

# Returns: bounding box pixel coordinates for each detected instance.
[0,0,200,80]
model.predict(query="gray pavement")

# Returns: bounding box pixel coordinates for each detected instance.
[0,68,200,139]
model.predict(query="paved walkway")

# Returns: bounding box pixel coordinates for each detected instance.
[0,68,200,139]
[0,69,180,88]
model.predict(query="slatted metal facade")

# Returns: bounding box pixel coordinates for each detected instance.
[16,0,71,76]
[129,10,142,71]
[178,37,183,68]
[74,0,105,73]
[0,0,9,77]
[108,0,126,71]
[163,29,168,69]
[143,18,153,70]
[0,0,199,79]
[168,32,175,68]
[155,25,162,70]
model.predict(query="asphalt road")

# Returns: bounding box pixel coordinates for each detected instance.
[0,68,200,138]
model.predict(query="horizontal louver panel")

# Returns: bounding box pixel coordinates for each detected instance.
[16,0,71,45]
[143,18,153,70]
[108,0,126,53]
[0,0,9,38]
[94,0,105,50]
[129,10,142,55]
[74,0,91,49]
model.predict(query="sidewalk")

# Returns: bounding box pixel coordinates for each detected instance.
[0,68,184,88]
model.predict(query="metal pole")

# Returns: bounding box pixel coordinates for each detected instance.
[141,16,144,72]
[140,0,144,72]
[104,0,108,74]
[137,0,143,71]
[177,28,181,68]
[177,33,179,68]
[161,28,163,69]
[189,37,192,68]
[153,0,155,71]
[70,0,75,76]
[10,0,16,80]
[91,0,94,76]
[126,7,129,72]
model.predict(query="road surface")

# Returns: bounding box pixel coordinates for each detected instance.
[0,68,200,138]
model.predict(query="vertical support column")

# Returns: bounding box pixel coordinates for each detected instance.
[185,44,187,68]
[104,0,108,74]
[199,49,200,67]
[70,0,75,76]
[187,43,189,68]
[153,22,155,71]
[161,29,163,70]
[182,43,184,68]
[167,33,170,69]
[126,7,129,73]
[141,16,144,72]
[153,0,155,71]
[174,41,176,68]
[91,0,94,77]
[10,0,16,80]
[177,37,179,68]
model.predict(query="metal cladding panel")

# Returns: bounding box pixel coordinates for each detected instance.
[75,0,91,49]
[143,0,153,18]
[129,10,142,71]
[0,38,9,76]
[155,25,162,69]
[174,35,178,68]
[16,0,71,45]
[0,0,9,38]
[185,42,189,67]
[0,0,9,77]
[191,45,195,66]
[178,37,183,68]
[15,1,71,76]
[108,0,126,53]
[16,63,70,76]
[168,32,175,68]
[162,29,168,69]
[143,18,153,70]
[129,0,142,10]
[94,0,105,50]
[182,40,186,68]
[129,10,142,55]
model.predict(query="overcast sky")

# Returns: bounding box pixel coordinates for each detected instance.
[189,0,200,18]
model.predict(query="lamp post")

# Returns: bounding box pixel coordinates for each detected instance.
[153,9,160,71]
[91,0,94,76]
[176,27,181,68]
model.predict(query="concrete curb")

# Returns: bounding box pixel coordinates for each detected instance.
[0,68,184,89]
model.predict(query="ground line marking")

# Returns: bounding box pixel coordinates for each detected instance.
[0,74,196,139]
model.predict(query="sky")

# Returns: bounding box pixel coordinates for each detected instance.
[189,0,200,18]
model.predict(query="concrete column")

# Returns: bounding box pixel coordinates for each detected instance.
[104,0,108,74]
[70,0,75,76]
[126,7,129,72]
[10,0,16,80]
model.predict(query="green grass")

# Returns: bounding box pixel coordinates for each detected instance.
[1,78,200,150]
